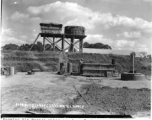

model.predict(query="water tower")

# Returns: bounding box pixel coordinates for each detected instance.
[29,23,86,52]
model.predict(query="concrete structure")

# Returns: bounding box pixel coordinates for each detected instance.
[121,73,145,81]
[29,23,86,52]
[81,60,116,77]
[121,52,145,81]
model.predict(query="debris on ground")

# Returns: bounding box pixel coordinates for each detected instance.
[26,107,51,114]
[27,71,35,75]
[65,83,151,115]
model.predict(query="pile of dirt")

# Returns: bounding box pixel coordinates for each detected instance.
[68,83,151,115]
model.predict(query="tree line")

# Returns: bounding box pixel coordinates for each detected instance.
[1,42,53,51]
[83,42,112,49]
[1,41,112,51]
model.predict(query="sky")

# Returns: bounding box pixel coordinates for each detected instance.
[1,0,152,54]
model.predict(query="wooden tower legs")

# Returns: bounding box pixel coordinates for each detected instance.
[79,38,83,53]
[43,37,45,51]
[68,37,83,52]
[62,35,65,51]
[29,33,84,52]
[70,37,74,52]
[53,37,55,51]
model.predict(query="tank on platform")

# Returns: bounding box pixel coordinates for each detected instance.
[64,26,85,35]
[40,23,63,34]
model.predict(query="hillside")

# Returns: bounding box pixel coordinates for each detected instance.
[1,50,60,72]
[67,53,151,75]
[1,50,151,75]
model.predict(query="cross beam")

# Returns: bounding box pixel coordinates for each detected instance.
[45,37,61,51]
[64,39,79,50]
[30,33,85,52]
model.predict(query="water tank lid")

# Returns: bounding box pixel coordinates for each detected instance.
[65,26,85,30]
[40,23,63,27]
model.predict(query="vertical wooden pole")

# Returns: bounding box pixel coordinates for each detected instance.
[79,38,83,53]
[53,37,55,51]
[43,37,45,51]
[70,36,74,52]
[62,35,65,51]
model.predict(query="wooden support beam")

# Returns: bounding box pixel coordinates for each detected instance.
[64,46,70,51]
[48,37,62,51]
[64,39,79,46]
[45,44,52,50]
[73,40,79,46]
[45,37,53,44]
[70,37,74,52]
[64,38,70,45]
[43,37,45,51]
[45,37,61,50]
[53,37,55,51]
[54,38,62,45]
[64,38,79,52]
[79,38,83,53]
[29,33,40,51]
[62,35,65,51]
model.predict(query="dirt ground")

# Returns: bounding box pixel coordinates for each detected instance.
[1,72,151,117]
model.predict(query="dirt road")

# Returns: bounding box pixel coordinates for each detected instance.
[1,72,151,116]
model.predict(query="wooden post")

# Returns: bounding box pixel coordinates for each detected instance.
[43,37,45,51]
[62,35,65,51]
[70,36,74,52]
[133,54,134,73]
[53,37,55,51]
[79,38,83,53]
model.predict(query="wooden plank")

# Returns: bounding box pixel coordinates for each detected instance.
[79,39,83,53]
[73,40,79,46]
[54,38,62,44]
[45,37,61,50]
[64,39,78,52]
[62,35,65,50]
[64,46,70,51]
[40,33,86,39]
[53,37,55,51]
[71,37,74,52]
[64,39,79,49]
[64,38,70,45]
[43,37,45,51]
[29,33,40,51]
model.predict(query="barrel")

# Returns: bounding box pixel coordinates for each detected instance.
[9,67,14,76]
[67,63,72,74]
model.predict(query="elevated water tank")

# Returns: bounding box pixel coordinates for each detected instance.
[64,26,85,35]
[40,23,63,34]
